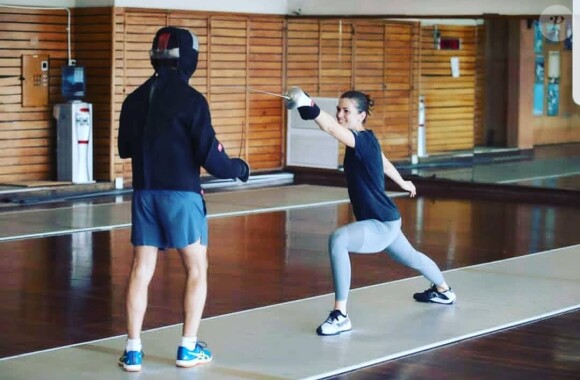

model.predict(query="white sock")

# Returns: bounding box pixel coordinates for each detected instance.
[181,336,197,351]
[126,338,142,352]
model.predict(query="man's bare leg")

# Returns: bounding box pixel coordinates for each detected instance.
[178,240,208,338]
[126,245,159,339]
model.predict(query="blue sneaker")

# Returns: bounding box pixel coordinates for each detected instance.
[118,350,143,372]
[176,342,213,368]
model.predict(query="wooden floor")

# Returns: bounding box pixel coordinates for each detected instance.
[1,188,579,378]
[333,311,580,379]
[0,190,580,379]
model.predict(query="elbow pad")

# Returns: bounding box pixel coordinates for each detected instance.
[203,138,248,181]
[287,87,320,120]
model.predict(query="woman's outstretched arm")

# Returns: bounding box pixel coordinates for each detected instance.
[289,86,355,147]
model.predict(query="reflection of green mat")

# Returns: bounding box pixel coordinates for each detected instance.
[0,245,578,379]
[429,157,580,185]
[0,181,72,188]
[514,174,580,190]
[0,185,405,243]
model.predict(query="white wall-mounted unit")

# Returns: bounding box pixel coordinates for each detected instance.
[286,97,339,169]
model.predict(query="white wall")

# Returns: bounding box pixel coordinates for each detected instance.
[114,0,288,14]
[0,1,77,7]
[3,0,572,15]
[0,1,112,7]
[288,0,573,16]
[77,0,114,6]
[0,0,286,13]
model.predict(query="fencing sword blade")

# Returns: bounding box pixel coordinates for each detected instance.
[246,87,291,100]
[218,85,291,100]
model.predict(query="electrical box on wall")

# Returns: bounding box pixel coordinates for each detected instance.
[22,54,49,107]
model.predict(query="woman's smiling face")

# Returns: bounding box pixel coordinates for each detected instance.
[336,98,366,129]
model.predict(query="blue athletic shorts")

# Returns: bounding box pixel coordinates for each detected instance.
[131,190,208,250]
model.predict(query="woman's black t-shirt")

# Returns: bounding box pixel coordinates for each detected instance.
[343,130,401,222]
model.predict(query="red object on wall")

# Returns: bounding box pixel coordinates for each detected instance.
[439,38,461,50]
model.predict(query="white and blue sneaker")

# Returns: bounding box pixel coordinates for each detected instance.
[118,350,143,372]
[316,310,352,336]
[176,342,213,368]
[413,284,456,305]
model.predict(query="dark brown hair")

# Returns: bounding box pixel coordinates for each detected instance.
[340,91,375,123]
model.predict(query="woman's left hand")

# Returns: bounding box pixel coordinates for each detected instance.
[400,180,416,197]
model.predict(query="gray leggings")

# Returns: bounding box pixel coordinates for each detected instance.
[328,218,445,301]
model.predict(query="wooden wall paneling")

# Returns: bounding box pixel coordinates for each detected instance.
[409,22,421,158]
[286,19,320,94]
[113,8,128,183]
[319,20,353,96]
[352,20,414,161]
[474,23,486,146]
[245,21,251,164]
[353,20,386,151]
[167,14,209,93]
[208,16,248,162]
[286,18,326,166]
[383,21,416,160]
[170,13,211,176]
[0,6,69,183]
[420,24,476,154]
[286,18,418,165]
[247,17,285,170]
[5,8,329,183]
[109,11,285,174]
[113,9,169,185]
[319,19,353,164]
[72,7,114,182]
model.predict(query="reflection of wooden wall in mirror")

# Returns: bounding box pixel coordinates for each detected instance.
[524,21,579,146]
[506,19,579,149]
[474,23,486,147]
[481,18,510,148]
[420,24,479,155]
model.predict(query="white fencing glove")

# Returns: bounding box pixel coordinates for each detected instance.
[286,86,320,120]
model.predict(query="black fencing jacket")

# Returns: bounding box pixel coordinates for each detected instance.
[118,66,246,194]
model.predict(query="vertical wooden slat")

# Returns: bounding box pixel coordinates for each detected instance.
[282,17,288,166]
[247,16,284,169]
[113,9,169,186]
[319,19,352,96]
[474,23,486,146]
[245,21,250,162]
[73,7,114,182]
[407,22,418,157]
[286,19,320,94]
[209,16,247,159]
[382,21,416,160]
